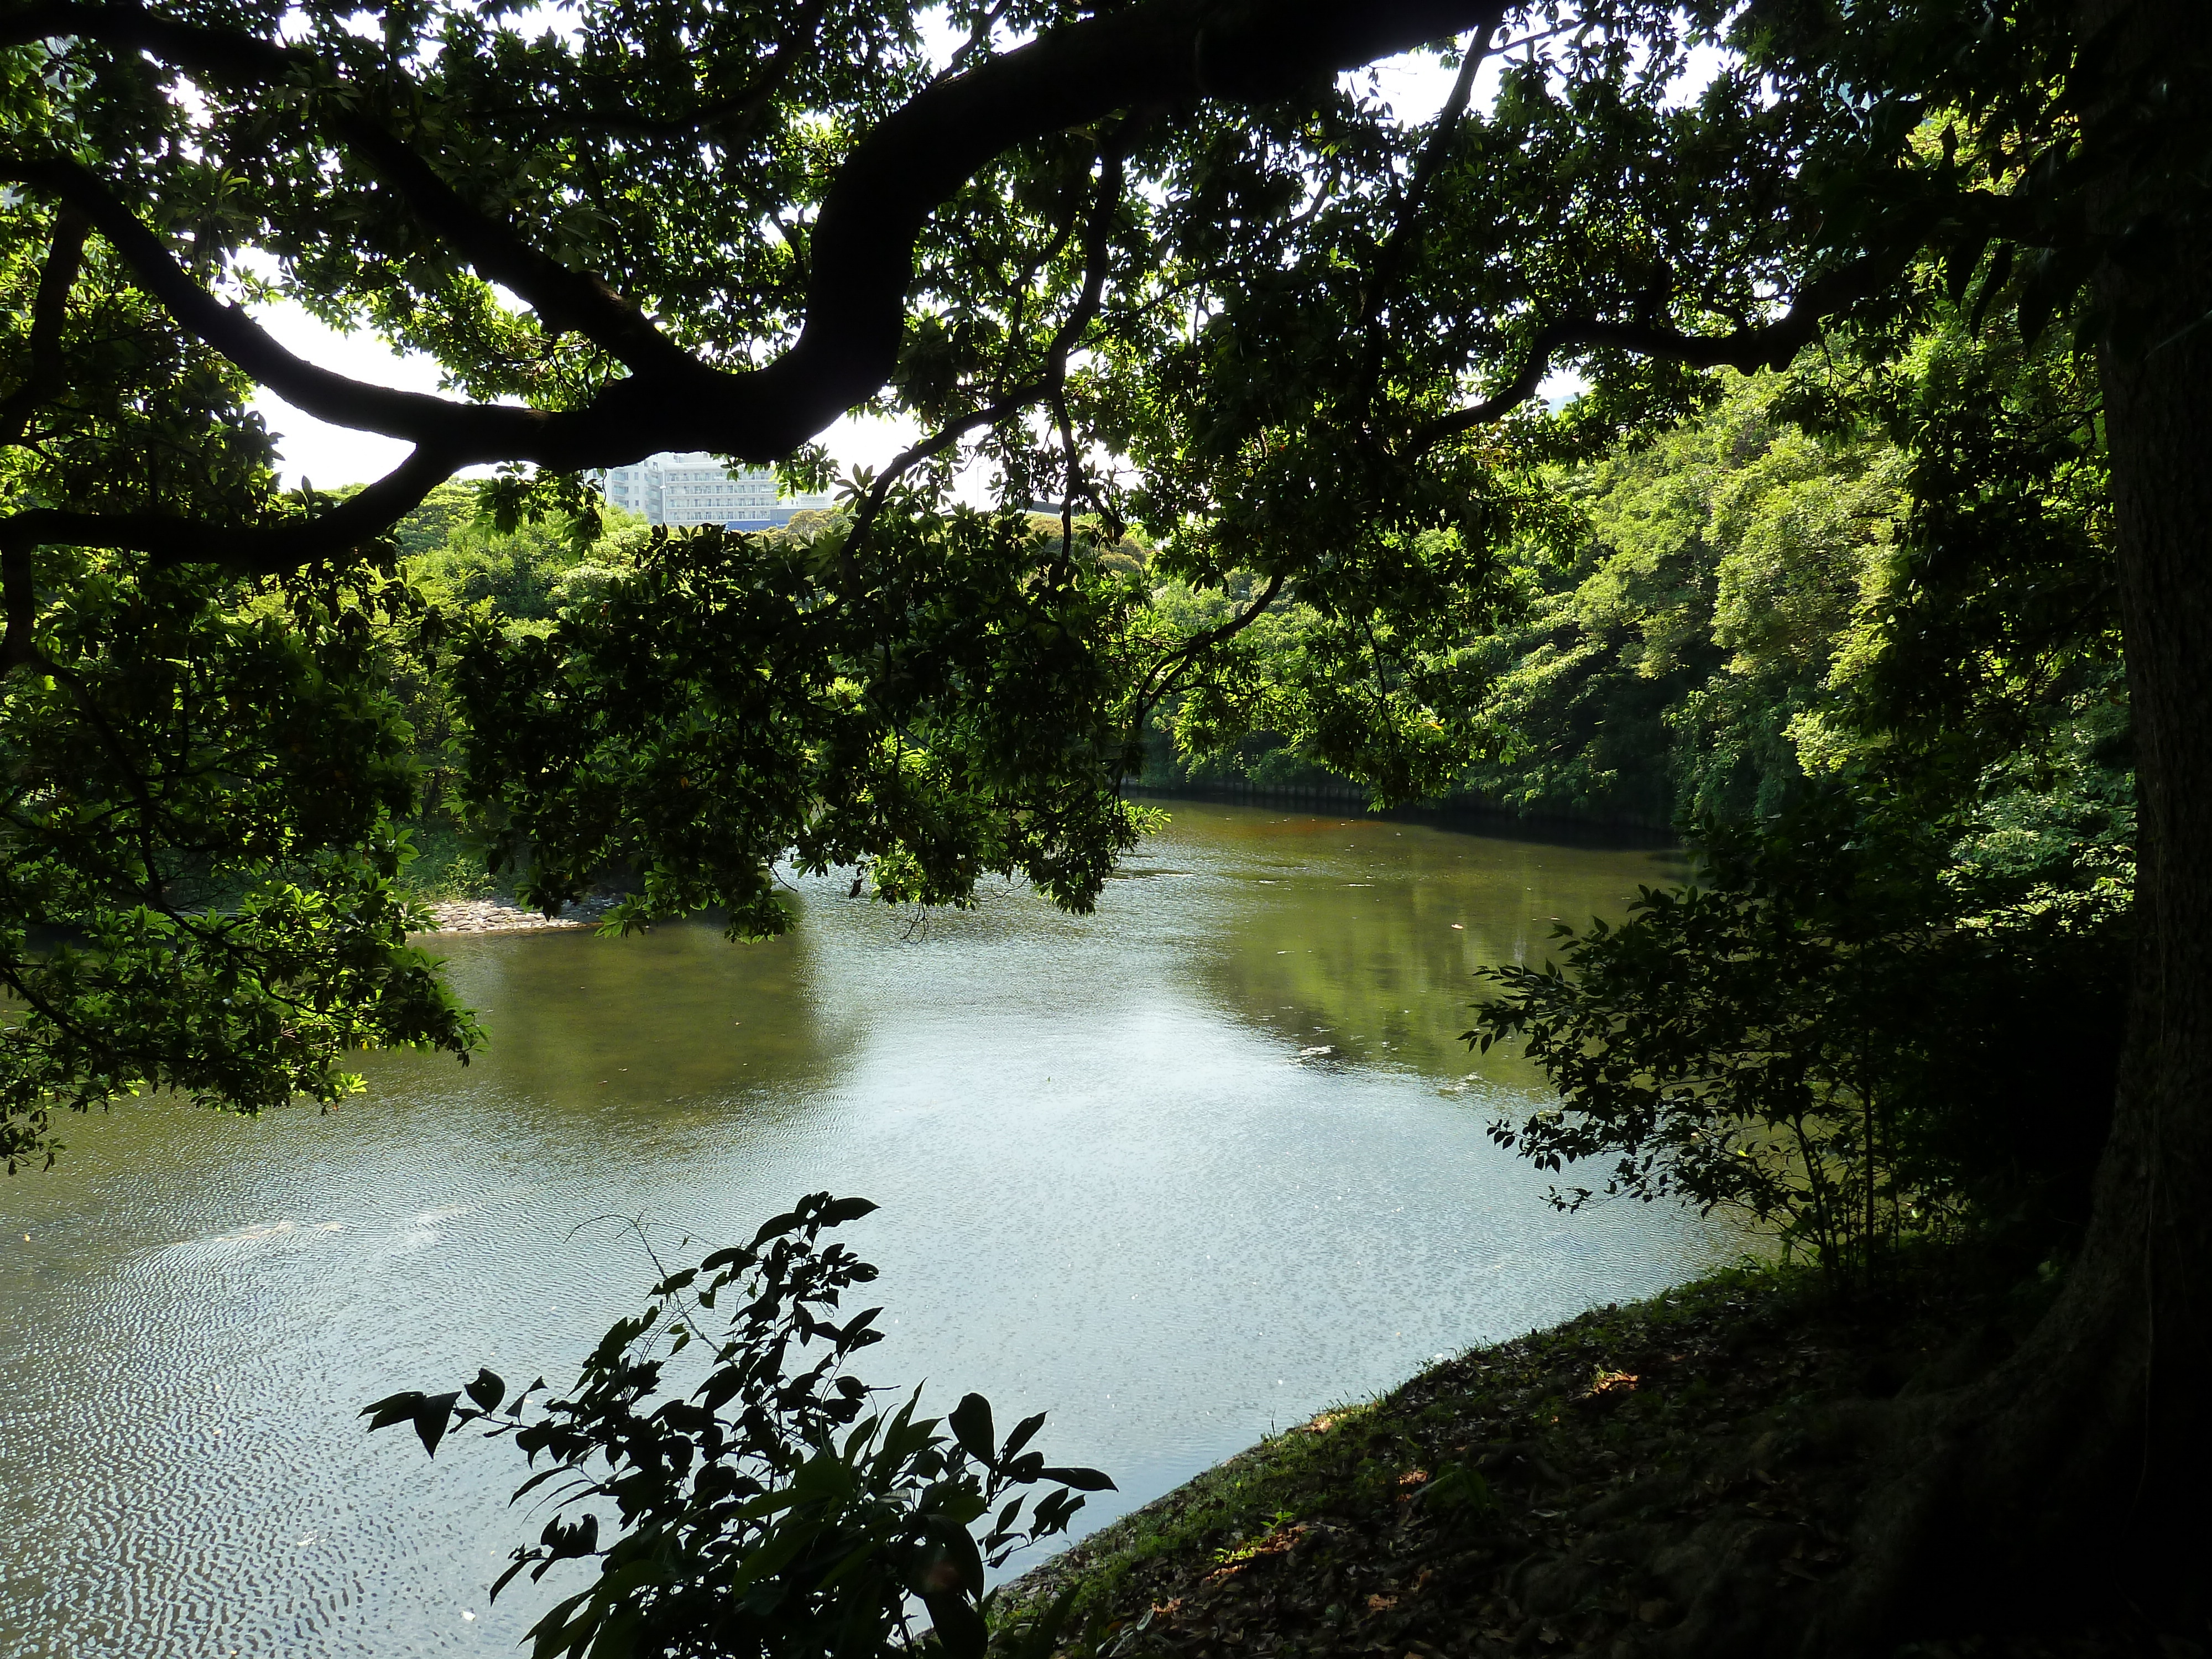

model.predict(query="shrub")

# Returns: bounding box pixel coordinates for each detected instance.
[367,1193,1110,1658]
[1467,807,2122,1289]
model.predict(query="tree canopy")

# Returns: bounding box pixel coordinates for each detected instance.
[3,0,2183,1142]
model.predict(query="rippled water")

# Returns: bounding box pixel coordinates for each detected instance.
[0,803,1719,1656]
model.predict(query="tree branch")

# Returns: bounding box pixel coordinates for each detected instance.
[1405,254,1914,448]
[843,118,1140,564]
[1357,26,1494,425]
[0,154,555,453]
[0,2,695,373]
[0,0,1511,584]
[714,0,1510,458]
[934,0,1017,86]
[0,447,450,593]
[316,117,698,377]
[1134,570,1288,723]
[0,203,90,671]
[0,201,87,450]
[0,529,35,673]
[0,0,298,76]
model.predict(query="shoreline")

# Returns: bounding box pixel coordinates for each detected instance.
[992,1250,2116,1658]
[414,893,620,935]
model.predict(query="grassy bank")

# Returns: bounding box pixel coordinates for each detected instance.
[998,1248,2143,1659]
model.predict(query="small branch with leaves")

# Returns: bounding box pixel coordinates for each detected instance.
[365,1193,1113,1659]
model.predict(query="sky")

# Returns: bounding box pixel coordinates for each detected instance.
[247,33,1703,489]
[245,307,927,492]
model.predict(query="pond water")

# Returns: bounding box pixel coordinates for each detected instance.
[0,802,1721,1657]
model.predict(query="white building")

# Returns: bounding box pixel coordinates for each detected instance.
[597,452,835,528]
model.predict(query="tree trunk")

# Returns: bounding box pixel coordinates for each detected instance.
[1806,2,2212,1644]
[2066,1,2212,1597]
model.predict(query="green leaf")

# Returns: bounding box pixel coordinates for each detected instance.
[921,1589,989,1659]
[817,1196,880,1228]
[749,1208,804,1246]
[1966,242,2015,335]
[948,1392,996,1466]
[361,1389,461,1458]
[1037,1465,1116,1491]
[1001,1410,1048,1461]
[1943,234,1990,304]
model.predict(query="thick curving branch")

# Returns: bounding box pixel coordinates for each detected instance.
[731,0,1508,459]
[7,0,1507,461]
[0,154,562,454]
[0,1,300,78]
[313,118,698,377]
[0,2,691,373]
[0,0,1506,580]
[0,447,450,578]
[0,444,447,672]
[1407,252,1917,448]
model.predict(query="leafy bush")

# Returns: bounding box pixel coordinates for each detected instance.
[367,1193,1112,1659]
[1468,806,2122,1288]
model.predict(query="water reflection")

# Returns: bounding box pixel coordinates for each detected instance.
[1166,810,1684,1084]
[0,804,1707,1657]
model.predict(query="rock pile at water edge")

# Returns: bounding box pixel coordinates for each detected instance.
[421,894,620,934]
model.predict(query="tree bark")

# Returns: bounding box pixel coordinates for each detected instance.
[1804,1,2212,1644]
[2070,0,2212,1598]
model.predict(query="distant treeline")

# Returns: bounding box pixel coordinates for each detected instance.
[1142,369,2125,848]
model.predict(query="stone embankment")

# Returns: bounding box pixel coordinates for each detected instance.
[420,893,622,935]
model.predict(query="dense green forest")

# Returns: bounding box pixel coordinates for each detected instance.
[1153,317,2132,1280]
[1147,353,2127,856]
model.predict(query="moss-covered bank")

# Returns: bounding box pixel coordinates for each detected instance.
[1000,1251,2178,1658]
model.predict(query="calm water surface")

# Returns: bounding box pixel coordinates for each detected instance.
[0,804,1717,1656]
